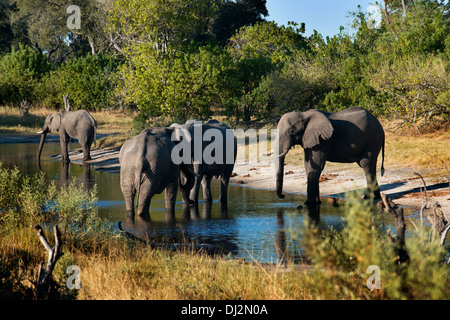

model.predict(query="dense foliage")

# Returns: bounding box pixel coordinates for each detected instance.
[0,0,449,129]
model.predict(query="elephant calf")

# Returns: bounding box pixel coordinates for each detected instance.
[275,107,385,205]
[119,128,196,222]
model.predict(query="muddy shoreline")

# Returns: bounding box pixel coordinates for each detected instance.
[2,134,449,218]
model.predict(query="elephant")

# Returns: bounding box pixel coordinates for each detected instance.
[171,119,237,205]
[275,107,385,205]
[119,127,197,222]
[37,110,97,163]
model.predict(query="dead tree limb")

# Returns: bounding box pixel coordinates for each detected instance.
[380,193,409,263]
[33,225,64,300]
[414,172,449,245]
[63,93,71,111]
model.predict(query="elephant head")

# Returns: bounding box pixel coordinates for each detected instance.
[37,113,62,162]
[275,110,333,199]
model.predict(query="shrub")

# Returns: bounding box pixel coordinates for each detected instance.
[38,54,122,111]
[0,44,51,106]
[302,192,449,299]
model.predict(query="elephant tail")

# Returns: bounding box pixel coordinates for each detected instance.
[92,120,98,148]
[380,137,385,177]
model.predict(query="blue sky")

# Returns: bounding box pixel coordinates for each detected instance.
[266,0,375,38]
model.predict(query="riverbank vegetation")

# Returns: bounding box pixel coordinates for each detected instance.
[0,162,448,299]
[0,0,449,131]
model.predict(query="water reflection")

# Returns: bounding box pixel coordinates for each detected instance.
[60,161,94,191]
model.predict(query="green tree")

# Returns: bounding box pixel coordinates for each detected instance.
[226,21,309,121]
[212,0,269,46]
[37,54,122,110]
[118,42,238,125]
[105,0,219,56]
[0,44,51,106]
[10,0,111,63]
[0,0,14,54]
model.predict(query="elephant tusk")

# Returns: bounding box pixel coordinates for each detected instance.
[37,130,44,134]
[274,149,289,158]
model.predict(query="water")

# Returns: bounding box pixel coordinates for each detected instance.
[1,141,443,264]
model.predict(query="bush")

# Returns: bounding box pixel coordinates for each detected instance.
[47,179,110,244]
[0,44,51,106]
[37,54,122,111]
[0,163,49,227]
[0,163,108,241]
[302,192,449,299]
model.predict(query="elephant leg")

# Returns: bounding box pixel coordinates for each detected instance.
[136,179,153,221]
[79,135,92,162]
[82,143,92,162]
[202,175,213,203]
[124,193,136,220]
[304,149,327,205]
[190,166,204,204]
[165,179,178,222]
[60,132,70,163]
[358,156,381,200]
[220,164,233,203]
[121,182,136,221]
[219,174,230,203]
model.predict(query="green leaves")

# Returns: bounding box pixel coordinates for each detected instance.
[0,44,50,105]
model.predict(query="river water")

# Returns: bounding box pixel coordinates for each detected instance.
[0,140,427,264]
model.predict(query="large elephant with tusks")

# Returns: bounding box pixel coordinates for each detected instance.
[275,107,385,205]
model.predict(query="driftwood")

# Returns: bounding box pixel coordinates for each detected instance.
[117,221,225,255]
[63,93,71,111]
[380,193,409,263]
[33,225,64,300]
[20,100,31,115]
[415,173,450,246]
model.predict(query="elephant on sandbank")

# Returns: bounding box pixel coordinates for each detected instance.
[275,107,385,205]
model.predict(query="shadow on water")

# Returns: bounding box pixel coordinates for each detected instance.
[1,142,432,264]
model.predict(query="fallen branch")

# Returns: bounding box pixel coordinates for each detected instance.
[414,173,449,245]
[33,225,64,300]
[380,193,409,263]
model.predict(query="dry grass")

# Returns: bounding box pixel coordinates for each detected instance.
[0,225,314,300]
[0,106,133,135]
[74,240,312,300]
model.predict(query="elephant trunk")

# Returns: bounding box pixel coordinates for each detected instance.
[275,155,286,199]
[37,132,47,162]
[179,164,197,205]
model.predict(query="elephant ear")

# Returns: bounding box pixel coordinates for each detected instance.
[302,110,334,149]
[50,113,61,132]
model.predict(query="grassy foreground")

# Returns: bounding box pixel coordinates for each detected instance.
[0,162,448,300]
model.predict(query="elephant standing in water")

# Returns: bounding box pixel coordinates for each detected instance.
[171,119,237,205]
[37,110,97,163]
[119,128,197,222]
[275,107,385,205]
